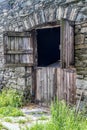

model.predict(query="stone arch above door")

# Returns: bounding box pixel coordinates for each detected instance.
[5,0,87,32]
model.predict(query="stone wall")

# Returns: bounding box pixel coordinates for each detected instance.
[75,22,87,89]
[0,0,87,100]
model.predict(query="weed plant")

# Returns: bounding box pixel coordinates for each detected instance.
[29,100,87,130]
[0,88,23,107]
[0,88,23,117]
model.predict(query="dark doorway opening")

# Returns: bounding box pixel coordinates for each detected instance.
[37,27,60,67]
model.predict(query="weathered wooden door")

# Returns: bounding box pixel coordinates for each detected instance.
[4,31,34,66]
[36,67,76,106]
[35,20,75,106]
[61,19,74,68]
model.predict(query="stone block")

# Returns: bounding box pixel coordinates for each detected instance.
[69,8,79,21]
[63,7,68,19]
[29,14,36,27]
[76,75,84,79]
[75,34,85,44]
[56,6,64,20]
[23,17,30,29]
[76,13,87,22]
[82,22,87,27]
[76,79,87,90]
[44,5,56,22]
[17,78,25,86]
[81,27,87,33]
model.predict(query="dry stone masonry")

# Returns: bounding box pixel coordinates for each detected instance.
[0,0,87,102]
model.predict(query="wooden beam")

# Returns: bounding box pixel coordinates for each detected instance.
[3,31,31,37]
[5,50,33,54]
[5,63,33,67]
[36,25,60,30]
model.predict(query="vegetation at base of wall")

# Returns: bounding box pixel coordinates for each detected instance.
[0,88,24,117]
[0,88,23,107]
[0,106,23,117]
[29,100,87,130]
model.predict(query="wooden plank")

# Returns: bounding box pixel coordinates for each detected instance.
[53,68,57,99]
[69,70,72,104]
[66,70,70,104]
[49,68,52,101]
[18,37,23,50]
[21,38,27,64]
[5,63,33,67]
[23,37,29,50]
[56,68,61,100]
[33,31,38,66]
[4,31,31,37]
[10,37,15,63]
[62,69,65,100]
[61,19,65,68]
[70,25,74,65]
[29,36,34,64]
[69,69,73,104]
[5,50,33,54]
[51,68,54,100]
[3,35,8,53]
[67,21,70,67]
[60,69,64,100]
[6,36,11,63]
[61,19,74,68]
[15,37,19,63]
[36,69,39,100]
[40,68,43,104]
[66,22,68,67]
[47,68,50,105]
[10,37,15,50]
[39,68,42,102]
[19,37,23,64]
[21,54,27,63]
[6,55,11,63]
[44,68,47,105]
[10,54,15,63]
[63,69,67,102]
[7,37,11,50]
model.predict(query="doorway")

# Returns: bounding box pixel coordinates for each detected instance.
[36,27,60,67]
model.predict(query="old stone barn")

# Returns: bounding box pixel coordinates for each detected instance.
[0,0,87,105]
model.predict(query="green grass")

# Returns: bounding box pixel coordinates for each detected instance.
[0,88,23,107]
[30,122,59,130]
[17,119,27,124]
[29,100,87,130]
[4,117,12,123]
[0,88,23,117]
[38,115,49,121]
[0,106,23,117]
